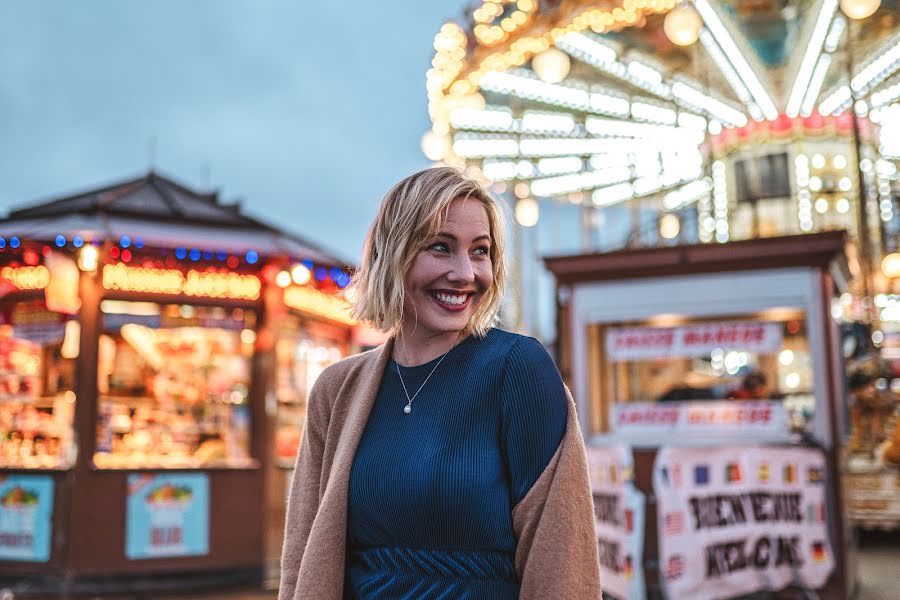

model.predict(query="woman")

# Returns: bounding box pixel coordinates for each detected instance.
[279,167,600,599]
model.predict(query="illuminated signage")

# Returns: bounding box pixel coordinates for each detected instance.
[1,266,50,290]
[102,264,261,301]
[283,285,356,326]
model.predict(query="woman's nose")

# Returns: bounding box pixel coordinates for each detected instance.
[447,252,475,282]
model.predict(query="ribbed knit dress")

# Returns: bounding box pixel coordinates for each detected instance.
[344,328,568,599]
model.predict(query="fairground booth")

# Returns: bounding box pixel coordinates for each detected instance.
[0,173,364,594]
[546,231,857,600]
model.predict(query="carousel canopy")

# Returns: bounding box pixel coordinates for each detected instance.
[0,171,347,266]
[425,0,900,216]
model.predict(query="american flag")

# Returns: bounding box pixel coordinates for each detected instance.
[666,555,685,581]
[664,511,685,536]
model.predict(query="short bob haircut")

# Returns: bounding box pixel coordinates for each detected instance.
[350,166,507,337]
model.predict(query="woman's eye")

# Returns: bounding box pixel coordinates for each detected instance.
[473,246,490,256]
[428,242,449,253]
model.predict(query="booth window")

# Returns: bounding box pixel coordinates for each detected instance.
[588,312,814,434]
[93,301,255,469]
[0,299,78,469]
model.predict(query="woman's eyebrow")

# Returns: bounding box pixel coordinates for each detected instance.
[435,232,491,243]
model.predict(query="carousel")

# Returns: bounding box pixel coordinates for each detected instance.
[424,1,899,598]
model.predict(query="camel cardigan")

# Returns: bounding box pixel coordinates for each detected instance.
[278,338,601,600]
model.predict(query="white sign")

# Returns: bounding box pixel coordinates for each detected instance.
[653,446,833,600]
[612,401,788,436]
[587,444,645,600]
[606,321,783,362]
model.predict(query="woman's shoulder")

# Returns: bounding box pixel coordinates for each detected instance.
[484,328,556,371]
[316,346,384,390]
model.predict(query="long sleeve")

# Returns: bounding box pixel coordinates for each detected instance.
[499,337,568,505]
[278,376,331,600]
[510,391,602,599]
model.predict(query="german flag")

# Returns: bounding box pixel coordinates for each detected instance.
[757,462,770,484]
[725,462,742,483]
[811,541,828,562]
[784,463,796,484]
[623,555,634,579]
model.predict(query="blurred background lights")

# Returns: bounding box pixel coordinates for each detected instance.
[531,47,570,84]
[840,0,881,20]
[54,235,66,247]
[663,3,702,46]
[314,266,328,281]
[291,264,312,285]
[515,197,539,227]
[72,235,84,248]
[275,270,292,288]
[119,235,131,248]
[420,130,451,162]
[659,213,680,239]
[77,245,99,272]
[245,250,259,265]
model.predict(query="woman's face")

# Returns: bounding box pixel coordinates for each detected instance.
[402,197,494,340]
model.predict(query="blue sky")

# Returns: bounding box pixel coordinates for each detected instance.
[0,0,464,262]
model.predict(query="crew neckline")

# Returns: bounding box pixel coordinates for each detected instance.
[390,330,485,370]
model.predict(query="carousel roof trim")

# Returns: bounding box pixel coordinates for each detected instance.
[1,171,351,266]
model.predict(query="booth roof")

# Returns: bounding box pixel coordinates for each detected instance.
[0,171,351,266]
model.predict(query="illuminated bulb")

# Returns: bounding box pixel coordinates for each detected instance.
[882,252,900,278]
[78,245,99,272]
[815,198,829,213]
[664,4,702,46]
[659,213,680,239]
[515,197,539,227]
[786,372,801,389]
[514,182,531,199]
[779,349,794,366]
[532,48,570,84]
[275,270,292,288]
[291,264,312,285]
[240,329,257,345]
[833,154,847,170]
[836,198,851,213]
[839,177,853,191]
[809,176,823,191]
[420,130,450,161]
[812,154,826,169]
[839,0,881,20]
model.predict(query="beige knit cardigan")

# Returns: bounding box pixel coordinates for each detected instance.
[278,338,601,599]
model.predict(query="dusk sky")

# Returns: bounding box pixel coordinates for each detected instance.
[0,0,465,263]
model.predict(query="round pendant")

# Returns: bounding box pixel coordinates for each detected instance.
[403,404,412,414]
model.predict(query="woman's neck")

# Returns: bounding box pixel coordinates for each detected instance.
[393,328,465,367]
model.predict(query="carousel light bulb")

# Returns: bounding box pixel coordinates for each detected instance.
[836,197,851,213]
[515,197,540,227]
[660,213,681,239]
[78,245,99,272]
[839,0,881,20]
[812,154,826,169]
[833,154,847,170]
[882,252,900,279]
[664,4,703,47]
[532,48,570,84]
[420,130,450,162]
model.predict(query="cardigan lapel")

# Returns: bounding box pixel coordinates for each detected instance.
[295,339,394,600]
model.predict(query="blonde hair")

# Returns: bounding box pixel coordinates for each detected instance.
[350,166,507,337]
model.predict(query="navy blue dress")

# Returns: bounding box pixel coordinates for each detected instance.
[345,329,568,599]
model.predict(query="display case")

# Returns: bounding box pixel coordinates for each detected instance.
[91,300,255,469]
[0,299,77,469]
[595,313,816,437]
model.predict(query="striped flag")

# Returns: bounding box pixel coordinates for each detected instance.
[664,511,685,535]
[666,555,685,581]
